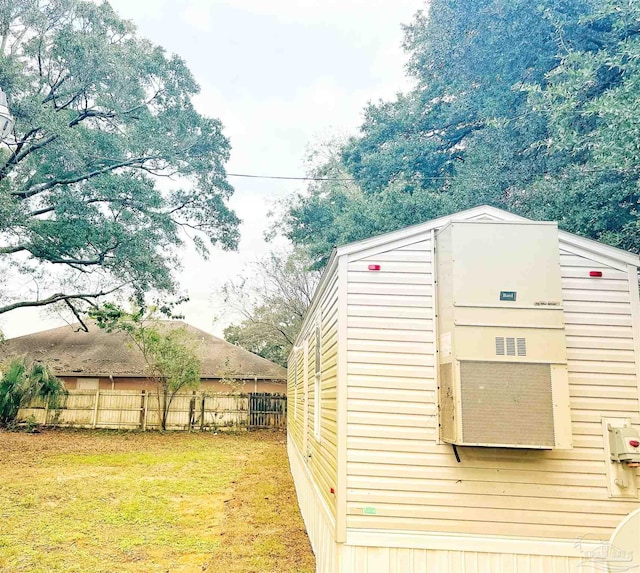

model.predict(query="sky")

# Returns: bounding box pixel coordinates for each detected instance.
[0,0,425,339]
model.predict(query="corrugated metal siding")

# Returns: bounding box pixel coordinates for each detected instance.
[345,240,640,540]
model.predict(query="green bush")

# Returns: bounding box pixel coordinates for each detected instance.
[0,358,66,427]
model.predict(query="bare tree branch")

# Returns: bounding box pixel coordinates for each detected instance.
[0,245,28,255]
[0,134,59,182]
[0,284,127,315]
[12,155,156,199]
[65,299,90,332]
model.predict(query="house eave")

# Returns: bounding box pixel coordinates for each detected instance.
[57,372,286,381]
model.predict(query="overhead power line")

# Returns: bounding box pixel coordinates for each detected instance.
[226,166,638,184]
[227,173,355,182]
[226,172,452,182]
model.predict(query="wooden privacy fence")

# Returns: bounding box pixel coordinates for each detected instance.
[249,392,287,428]
[18,390,287,431]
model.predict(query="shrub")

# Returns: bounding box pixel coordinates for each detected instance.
[0,358,66,427]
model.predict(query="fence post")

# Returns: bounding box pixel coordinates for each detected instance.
[188,391,196,431]
[43,396,50,426]
[142,391,149,431]
[139,390,145,429]
[200,394,205,431]
[92,389,100,429]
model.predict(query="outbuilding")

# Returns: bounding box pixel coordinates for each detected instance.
[287,205,640,572]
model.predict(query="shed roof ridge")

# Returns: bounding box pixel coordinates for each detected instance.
[335,205,639,266]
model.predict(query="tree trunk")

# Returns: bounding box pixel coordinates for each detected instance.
[161,386,169,431]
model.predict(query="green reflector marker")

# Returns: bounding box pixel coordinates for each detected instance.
[363,507,377,515]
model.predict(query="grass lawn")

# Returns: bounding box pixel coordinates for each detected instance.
[0,429,315,573]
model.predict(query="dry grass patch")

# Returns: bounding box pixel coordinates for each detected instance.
[0,429,314,573]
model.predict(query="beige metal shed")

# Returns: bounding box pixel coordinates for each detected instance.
[287,205,640,572]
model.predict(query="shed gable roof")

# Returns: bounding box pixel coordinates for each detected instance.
[0,321,287,380]
[339,205,639,268]
[292,205,639,352]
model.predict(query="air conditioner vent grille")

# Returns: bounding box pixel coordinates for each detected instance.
[495,336,527,357]
[517,337,527,356]
[459,361,555,447]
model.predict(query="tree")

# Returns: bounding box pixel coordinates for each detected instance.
[0,1,239,320]
[515,0,640,252]
[0,357,66,427]
[222,248,321,367]
[281,1,640,263]
[340,0,594,193]
[90,303,200,430]
[282,138,449,267]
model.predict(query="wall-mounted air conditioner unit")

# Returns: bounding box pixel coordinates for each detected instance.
[436,221,572,449]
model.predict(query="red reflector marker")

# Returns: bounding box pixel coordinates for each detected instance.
[589,271,603,277]
[630,440,640,448]
[368,264,381,271]
[330,487,335,494]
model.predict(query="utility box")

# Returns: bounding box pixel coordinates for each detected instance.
[436,221,572,449]
[609,426,640,464]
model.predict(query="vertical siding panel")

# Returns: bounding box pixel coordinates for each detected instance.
[287,435,333,573]
[388,548,403,573]
[464,552,479,573]
[515,554,531,573]
[414,548,428,571]
[447,551,463,572]
[340,544,595,572]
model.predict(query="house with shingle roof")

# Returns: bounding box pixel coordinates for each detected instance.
[0,321,286,393]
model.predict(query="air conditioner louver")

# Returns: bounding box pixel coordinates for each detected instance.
[495,336,527,357]
[517,337,526,356]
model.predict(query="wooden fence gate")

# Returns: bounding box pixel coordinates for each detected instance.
[249,393,287,428]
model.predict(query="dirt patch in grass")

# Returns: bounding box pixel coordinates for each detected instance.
[0,429,315,573]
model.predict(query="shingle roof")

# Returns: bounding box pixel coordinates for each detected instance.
[0,321,287,380]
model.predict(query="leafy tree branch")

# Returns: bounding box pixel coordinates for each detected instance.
[0,0,239,317]
[89,301,201,430]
